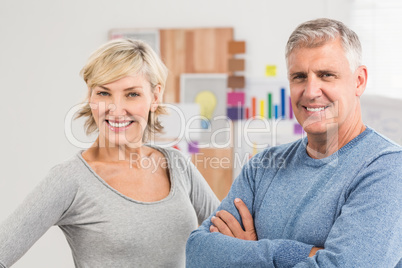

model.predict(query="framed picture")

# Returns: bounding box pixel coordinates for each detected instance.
[156,103,202,145]
[180,73,229,147]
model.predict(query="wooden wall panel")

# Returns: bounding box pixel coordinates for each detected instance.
[192,148,233,201]
[193,28,216,72]
[161,28,234,200]
[159,29,187,103]
[160,28,233,103]
[185,31,195,73]
[214,28,234,72]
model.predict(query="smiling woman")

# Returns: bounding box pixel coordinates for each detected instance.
[0,39,219,268]
[77,39,167,142]
[89,75,157,147]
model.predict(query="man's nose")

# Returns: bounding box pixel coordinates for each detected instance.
[304,76,323,100]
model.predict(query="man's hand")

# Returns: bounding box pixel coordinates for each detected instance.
[309,247,324,257]
[210,198,257,241]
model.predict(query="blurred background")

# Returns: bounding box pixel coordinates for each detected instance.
[1,0,401,266]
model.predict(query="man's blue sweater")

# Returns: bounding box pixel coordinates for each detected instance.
[186,127,402,267]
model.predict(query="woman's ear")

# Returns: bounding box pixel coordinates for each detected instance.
[355,65,368,97]
[150,85,162,112]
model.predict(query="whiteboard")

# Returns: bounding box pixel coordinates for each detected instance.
[361,94,402,145]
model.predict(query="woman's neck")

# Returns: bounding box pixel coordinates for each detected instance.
[83,138,148,163]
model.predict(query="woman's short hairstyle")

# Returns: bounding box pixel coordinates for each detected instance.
[285,18,362,72]
[76,39,168,141]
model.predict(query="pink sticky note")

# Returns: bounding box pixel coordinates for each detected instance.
[227,92,245,106]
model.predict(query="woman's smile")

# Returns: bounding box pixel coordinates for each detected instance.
[106,119,135,132]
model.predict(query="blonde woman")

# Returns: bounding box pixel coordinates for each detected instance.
[0,39,219,267]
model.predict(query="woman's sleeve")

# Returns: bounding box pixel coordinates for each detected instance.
[184,155,220,225]
[0,165,77,267]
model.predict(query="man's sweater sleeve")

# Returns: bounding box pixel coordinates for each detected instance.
[186,150,402,267]
[186,153,314,268]
[295,151,402,267]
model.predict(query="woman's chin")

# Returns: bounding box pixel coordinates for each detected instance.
[100,135,144,148]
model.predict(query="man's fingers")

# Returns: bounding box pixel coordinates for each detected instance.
[209,225,219,233]
[210,214,234,237]
[215,210,244,238]
[309,247,324,257]
[234,198,254,232]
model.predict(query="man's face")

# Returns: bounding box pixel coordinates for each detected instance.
[287,37,366,137]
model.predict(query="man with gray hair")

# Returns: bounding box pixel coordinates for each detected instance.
[186,18,402,267]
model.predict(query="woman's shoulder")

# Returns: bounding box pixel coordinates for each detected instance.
[45,152,89,184]
[28,153,85,213]
[49,152,84,171]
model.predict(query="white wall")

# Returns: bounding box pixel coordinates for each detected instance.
[0,0,351,267]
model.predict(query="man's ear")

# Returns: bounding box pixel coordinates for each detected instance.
[151,85,162,112]
[355,65,368,97]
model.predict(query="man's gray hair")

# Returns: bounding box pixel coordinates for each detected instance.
[285,18,362,72]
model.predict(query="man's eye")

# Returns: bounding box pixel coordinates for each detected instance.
[96,91,110,96]
[292,75,306,81]
[321,73,334,78]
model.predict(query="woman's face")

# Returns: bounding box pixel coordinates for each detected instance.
[89,74,160,148]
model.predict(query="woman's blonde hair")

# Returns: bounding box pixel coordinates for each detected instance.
[76,39,168,141]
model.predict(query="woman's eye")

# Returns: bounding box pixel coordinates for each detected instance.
[128,92,139,97]
[96,91,110,96]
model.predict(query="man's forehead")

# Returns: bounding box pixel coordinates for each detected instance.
[288,36,342,56]
[296,38,329,50]
[288,39,344,61]
[287,51,347,75]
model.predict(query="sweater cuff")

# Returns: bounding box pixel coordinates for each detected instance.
[273,240,313,268]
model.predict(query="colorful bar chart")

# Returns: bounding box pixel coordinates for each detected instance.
[225,81,304,147]
[252,97,256,118]
[260,100,265,118]
[274,105,278,119]
[289,96,293,119]
[281,88,285,119]
[242,86,296,121]
[268,93,272,119]
[226,86,296,124]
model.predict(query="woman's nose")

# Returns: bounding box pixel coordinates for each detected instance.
[108,98,127,117]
